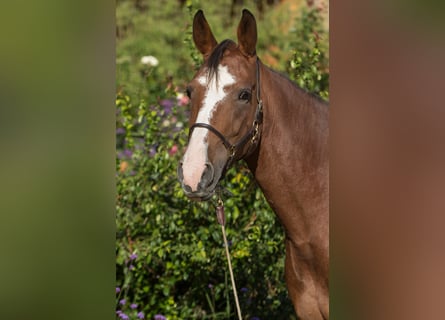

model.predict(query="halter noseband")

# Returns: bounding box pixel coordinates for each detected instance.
[188,58,263,169]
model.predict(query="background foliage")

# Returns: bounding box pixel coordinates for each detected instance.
[116,0,328,319]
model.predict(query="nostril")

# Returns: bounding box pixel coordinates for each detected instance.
[178,163,193,193]
[200,162,214,188]
[177,162,184,181]
[179,161,215,194]
[206,162,214,174]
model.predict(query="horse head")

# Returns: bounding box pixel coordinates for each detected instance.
[178,9,262,201]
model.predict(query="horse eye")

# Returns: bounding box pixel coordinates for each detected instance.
[238,90,251,101]
[185,86,192,98]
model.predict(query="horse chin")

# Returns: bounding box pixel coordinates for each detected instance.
[182,184,216,201]
[186,191,215,202]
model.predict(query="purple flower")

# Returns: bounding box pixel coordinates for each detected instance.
[251,317,260,320]
[137,311,145,319]
[130,303,138,309]
[160,99,174,115]
[129,264,135,270]
[241,287,248,293]
[123,149,133,158]
[130,253,138,260]
[116,287,121,293]
[119,312,129,320]
[119,299,126,305]
[116,127,125,135]
[208,283,213,289]
[154,314,166,320]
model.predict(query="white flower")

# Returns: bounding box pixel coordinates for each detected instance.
[176,121,184,129]
[141,55,159,67]
[162,119,170,127]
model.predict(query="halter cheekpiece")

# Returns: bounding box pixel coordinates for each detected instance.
[188,58,263,170]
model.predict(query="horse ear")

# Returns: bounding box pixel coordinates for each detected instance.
[193,10,218,56]
[237,9,257,57]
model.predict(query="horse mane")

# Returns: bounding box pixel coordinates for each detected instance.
[206,39,236,82]
[268,68,328,105]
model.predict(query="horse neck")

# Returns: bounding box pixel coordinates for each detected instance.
[246,62,329,238]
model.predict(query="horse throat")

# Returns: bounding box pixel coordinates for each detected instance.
[245,65,329,243]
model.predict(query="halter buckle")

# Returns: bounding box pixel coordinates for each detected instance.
[229,145,236,158]
[251,121,259,144]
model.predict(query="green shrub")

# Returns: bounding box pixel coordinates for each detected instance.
[116,1,328,319]
[287,1,329,100]
[116,88,294,318]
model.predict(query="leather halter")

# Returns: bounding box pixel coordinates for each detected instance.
[188,58,263,170]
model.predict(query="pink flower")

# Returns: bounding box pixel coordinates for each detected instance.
[169,145,178,156]
[176,93,190,106]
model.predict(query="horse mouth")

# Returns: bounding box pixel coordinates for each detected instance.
[179,175,217,201]
[183,189,215,202]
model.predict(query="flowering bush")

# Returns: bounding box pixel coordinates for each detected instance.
[116,1,328,319]
[116,85,293,318]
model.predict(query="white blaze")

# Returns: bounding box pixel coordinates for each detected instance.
[182,65,236,191]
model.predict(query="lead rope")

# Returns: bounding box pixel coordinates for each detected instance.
[216,196,242,320]
[213,59,261,319]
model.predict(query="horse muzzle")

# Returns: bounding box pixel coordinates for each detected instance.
[177,161,218,201]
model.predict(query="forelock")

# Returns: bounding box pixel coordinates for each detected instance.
[206,39,236,82]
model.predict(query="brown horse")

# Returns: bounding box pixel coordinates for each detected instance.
[177,9,329,319]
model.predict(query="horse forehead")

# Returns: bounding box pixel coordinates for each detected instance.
[190,64,236,126]
[224,55,253,77]
[197,64,236,88]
